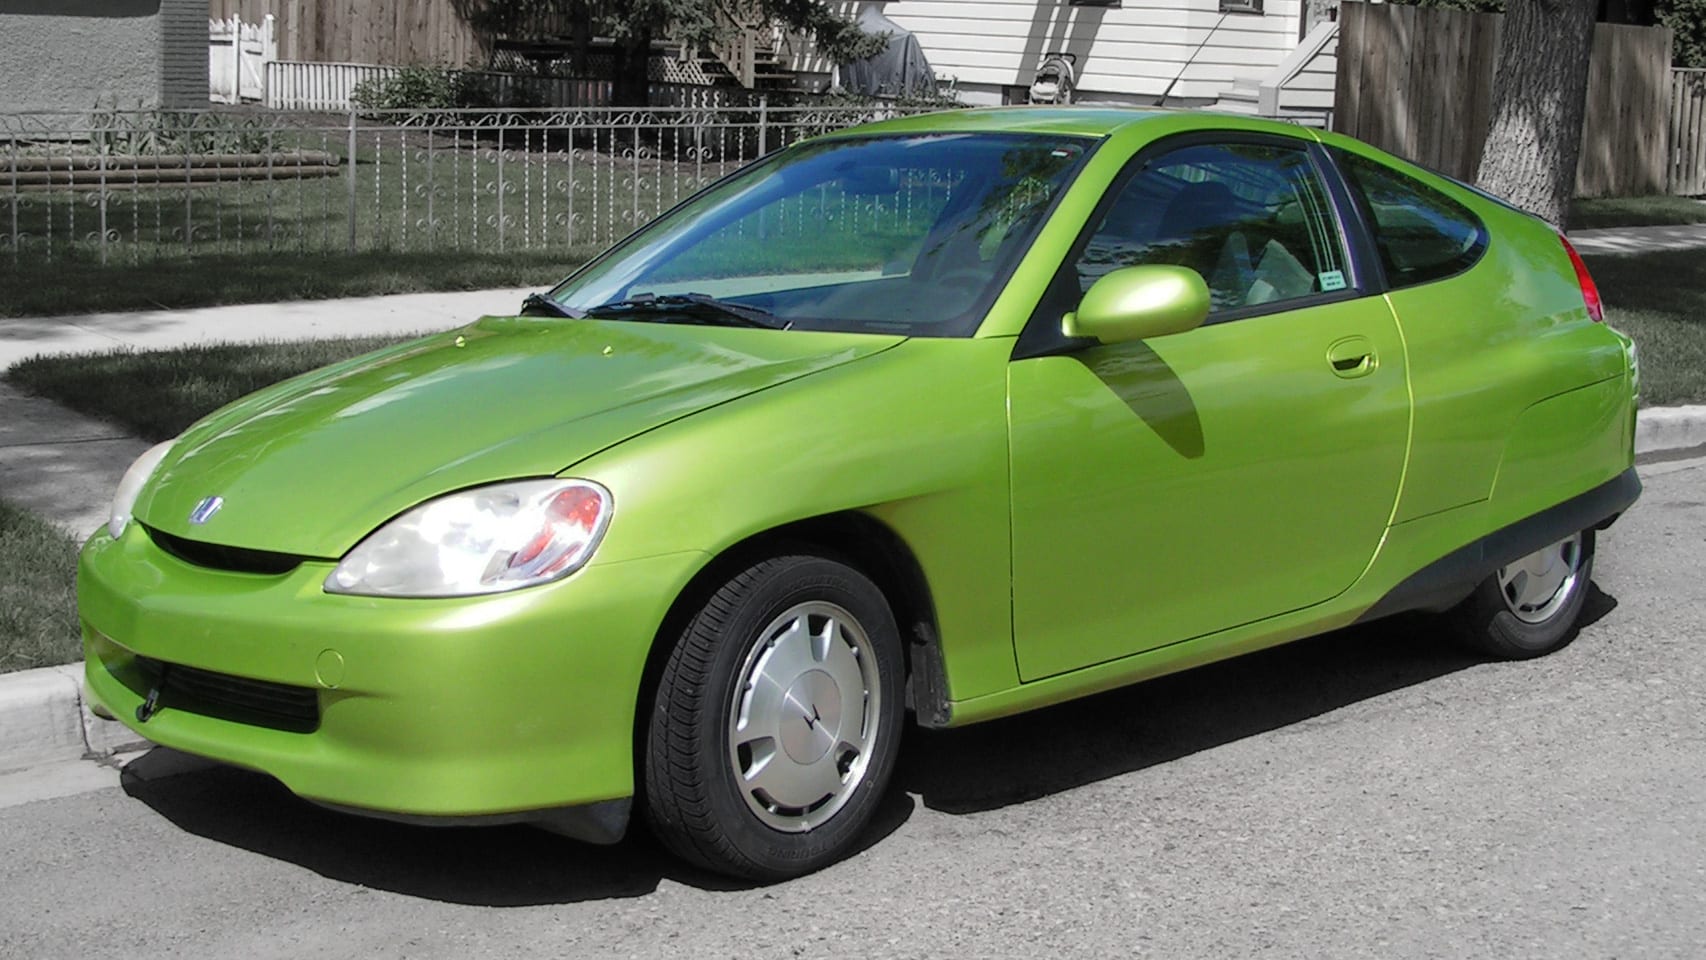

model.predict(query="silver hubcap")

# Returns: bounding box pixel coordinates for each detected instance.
[1496,533,1584,624]
[727,601,880,832]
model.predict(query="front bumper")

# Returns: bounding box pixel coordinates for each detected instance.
[79,525,704,826]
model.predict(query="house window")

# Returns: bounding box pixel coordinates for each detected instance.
[1220,0,1264,13]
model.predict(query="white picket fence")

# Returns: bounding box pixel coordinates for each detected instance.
[209,15,277,104]
[265,62,403,112]
[263,61,774,112]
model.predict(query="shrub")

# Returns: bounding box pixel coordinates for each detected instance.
[351,66,460,111]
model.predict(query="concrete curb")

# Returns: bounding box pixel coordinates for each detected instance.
[0,663,146,775]
[1636,404,1706,459]
[3,405,1706,781]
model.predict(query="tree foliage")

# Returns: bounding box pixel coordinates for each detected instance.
[1388,0,1507,12]
[450,0,884,105]
[1658,0,1706,66]
[450,0,884,68]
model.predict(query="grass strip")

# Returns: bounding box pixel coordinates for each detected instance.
[1569,195,1706,231]
[1586,249,1706,408]
[0,500,82,673]
[5,336,412,442]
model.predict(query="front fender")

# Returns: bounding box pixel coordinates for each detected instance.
[569,337,1020,701]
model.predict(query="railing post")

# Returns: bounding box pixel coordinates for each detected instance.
[7,140,17,266]
[758,94,769,156]
[346,108,357,254]
[98,144,108,265]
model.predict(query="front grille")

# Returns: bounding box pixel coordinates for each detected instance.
[145,526,305,575]
[135,656,320,734]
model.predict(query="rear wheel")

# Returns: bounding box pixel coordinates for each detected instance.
[1449,530,1595,660]
[644,554,905,880]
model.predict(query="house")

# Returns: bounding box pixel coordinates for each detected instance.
[816,0,1339,120]
[0,0,207,112]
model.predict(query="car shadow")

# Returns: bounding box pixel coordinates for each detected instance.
[898,584,1618,814]
[118,745,916,907]
[120,584,1617,904]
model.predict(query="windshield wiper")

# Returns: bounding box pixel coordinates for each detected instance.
[519,292,583,318]
[583,293,788,330]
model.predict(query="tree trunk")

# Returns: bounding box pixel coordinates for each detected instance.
[1474,0,1597,229]
[611,29,652,107]
[569,7,592,77]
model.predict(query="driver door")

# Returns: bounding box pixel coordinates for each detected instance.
[1007,138,1411,681]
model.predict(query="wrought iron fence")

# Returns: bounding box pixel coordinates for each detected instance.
[0,102,946,268]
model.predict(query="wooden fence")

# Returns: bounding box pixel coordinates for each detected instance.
[1676,69,1706,197]
[207,0,484,66]
[1333,2,1674,198]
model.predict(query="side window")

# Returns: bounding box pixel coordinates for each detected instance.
[1075,142,1349,315]
[1338,152,1488,289]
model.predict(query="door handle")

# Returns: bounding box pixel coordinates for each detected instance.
[1326,336,1376,379]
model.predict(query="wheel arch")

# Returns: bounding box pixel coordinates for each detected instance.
[631,509,951,801]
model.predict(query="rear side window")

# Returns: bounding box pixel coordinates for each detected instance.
[1338,152,1488,289]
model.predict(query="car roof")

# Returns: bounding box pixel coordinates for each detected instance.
[821,105,1317,141]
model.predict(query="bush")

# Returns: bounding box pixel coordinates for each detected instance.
[350,66,548,123]
[1660,0,1706,68]
[351,66,461,111]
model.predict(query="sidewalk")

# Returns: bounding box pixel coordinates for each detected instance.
[0,285,534,371]
[1568,222,1706,256]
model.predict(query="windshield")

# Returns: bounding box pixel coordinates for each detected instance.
[548,133,1095,337]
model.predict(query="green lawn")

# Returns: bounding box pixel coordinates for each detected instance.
[4,336,413,443]
[0,132,718,318]
[1569,195,1706,231]
[0,500,82,673]
[1586,249,1706,407]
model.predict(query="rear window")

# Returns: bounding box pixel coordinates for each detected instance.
[1338,152,1488,289]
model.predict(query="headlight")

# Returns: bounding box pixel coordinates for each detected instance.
[325,479,612,598]
[108,441,175,539]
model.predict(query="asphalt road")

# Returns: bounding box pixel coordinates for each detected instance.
[4,456,1704,960]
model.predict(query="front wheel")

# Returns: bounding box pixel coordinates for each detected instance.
[644,554,905,881]
[1449,530,1596,660]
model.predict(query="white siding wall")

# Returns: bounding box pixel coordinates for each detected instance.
[879,0,1304,102]
[1278,29,1336,112]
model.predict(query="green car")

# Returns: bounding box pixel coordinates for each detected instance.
[80,108,1640,880]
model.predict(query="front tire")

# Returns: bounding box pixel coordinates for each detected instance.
[1449,529,1595,660]
[644,554,905,881]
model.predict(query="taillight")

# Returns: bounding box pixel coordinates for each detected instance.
[1560,235,1603,323]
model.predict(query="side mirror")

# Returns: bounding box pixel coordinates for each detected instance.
[1062,265,1210,345]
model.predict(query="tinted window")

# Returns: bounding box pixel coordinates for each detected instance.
[1074,142,1349,315]
[550,134,1092,337]
[1339,152,1488,289]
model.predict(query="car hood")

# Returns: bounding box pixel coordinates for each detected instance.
[135,316,904,558]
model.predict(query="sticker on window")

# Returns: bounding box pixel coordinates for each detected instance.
[1319,270,1347,292]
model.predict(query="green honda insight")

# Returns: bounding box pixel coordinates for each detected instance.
[80,108,1640,880]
